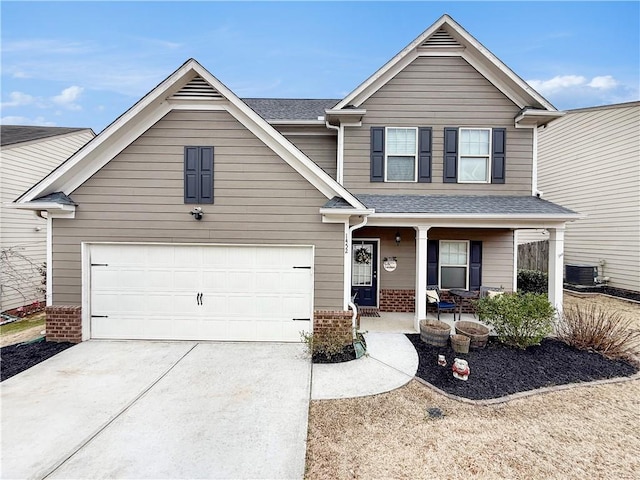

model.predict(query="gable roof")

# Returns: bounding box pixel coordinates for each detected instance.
[1,125,91,147]
[243,98,339,122]
[15,59,365,210]
[333,14,558,114]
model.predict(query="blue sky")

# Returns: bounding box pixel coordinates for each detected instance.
[1,1,638,132]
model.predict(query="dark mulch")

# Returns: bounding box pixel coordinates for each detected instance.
[564,284,640,303]
[406,334,638,400]
[1,340,74,382]
[313,343,357,363]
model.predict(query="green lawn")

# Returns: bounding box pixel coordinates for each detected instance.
[0,313,46,335]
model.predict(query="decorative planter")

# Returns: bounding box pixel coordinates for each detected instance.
[454,321,490,349]
[420,320,451,347]
[450,334,470,354]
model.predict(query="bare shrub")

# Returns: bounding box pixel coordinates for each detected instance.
[556,304,640,361]
[300,331,349,361]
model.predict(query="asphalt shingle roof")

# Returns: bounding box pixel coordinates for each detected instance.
[242,98,339,121]
[324,194,578,216]
[32,192,77,206]
[1,125,89,147]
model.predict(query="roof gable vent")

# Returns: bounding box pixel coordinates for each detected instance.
[170,76,223,99]
[421,28,461,48]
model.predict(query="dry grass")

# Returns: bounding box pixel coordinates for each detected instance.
[306,294,640,479]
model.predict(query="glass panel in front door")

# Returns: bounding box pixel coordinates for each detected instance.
[352,244,373,286]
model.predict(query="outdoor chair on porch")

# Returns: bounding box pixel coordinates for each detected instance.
[426,285,457,321]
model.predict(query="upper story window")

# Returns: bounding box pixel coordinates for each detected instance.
[184,146,214,204]
[444,127,506,184]
[385,127,417,182]
[371,127,432,183]
[459,128,491,183]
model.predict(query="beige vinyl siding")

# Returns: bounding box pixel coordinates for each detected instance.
[354,227,514,291]
[343,56,533,194]
[52,110,344,309]
[0,130,94,311]
[537,102,640,292]
[278,126,337,179]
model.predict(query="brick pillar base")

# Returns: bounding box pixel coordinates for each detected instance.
[313,310,355,346]
[379,289,416,312]
[46,306,82,343]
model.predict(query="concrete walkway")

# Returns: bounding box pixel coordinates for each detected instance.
[311,332,418,400]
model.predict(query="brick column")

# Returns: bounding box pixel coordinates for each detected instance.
[313,310,354,346]
[46,306,82,343]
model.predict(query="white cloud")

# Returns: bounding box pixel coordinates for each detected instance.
[587,75,618,90]
[0,116,56,126]
[52,86,84,110]
[527,74,622,95]
[1,91,35,108]
[527,75,586,94]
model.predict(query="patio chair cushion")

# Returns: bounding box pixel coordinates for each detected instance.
[426,289,440,303]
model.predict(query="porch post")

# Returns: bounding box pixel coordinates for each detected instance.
[414,225,430,331]
[548,227,565,317]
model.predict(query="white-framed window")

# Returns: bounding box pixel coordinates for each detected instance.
[385,127,417,182]
[458,128,491,183]
[439,240,469,289]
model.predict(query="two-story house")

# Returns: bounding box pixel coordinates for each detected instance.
[13,15,578,343]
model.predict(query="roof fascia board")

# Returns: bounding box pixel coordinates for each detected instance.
[366,216,572,229]
[268,120,327,126]
[8,202,76,212]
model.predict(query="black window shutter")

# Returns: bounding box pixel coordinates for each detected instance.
[418,127,432,183]
[199,146,214,204]
[370,127,385,182]
[443,127,458,183]
[469,241,482,291]
[184,146,214,204]
[427,240,439,285]
[184,147,199,204]
[491,128,506,184]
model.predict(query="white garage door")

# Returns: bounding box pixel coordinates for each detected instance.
[89,244,313,342]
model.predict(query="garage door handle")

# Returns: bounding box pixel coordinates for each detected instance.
[196,292,203,305]
[292,318,310,321]
[293,266,311,269]
[91,315,108,318]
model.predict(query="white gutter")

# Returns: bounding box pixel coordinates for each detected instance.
[343,215,369,311]
[325,121,344,185]
[532,126,539,196]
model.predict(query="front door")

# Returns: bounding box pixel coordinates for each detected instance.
[351,241,378,307]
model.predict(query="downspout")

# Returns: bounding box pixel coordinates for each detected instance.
[532,126,540,196]
[347,215,368,339]
[325,121,344,185]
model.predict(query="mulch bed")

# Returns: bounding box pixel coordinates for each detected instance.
[1,340,74,382]
[407,334,638,400]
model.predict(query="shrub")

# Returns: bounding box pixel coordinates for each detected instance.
[517,269,548,294]
[300,330,349,361]
[555,304,640,361]
[476,292,555,349]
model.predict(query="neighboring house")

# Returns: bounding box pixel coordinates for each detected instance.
[1,126,95,312]
[518,102,640,293]
[13,15,578,343]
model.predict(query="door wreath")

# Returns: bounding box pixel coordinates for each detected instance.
[354,246,372,265]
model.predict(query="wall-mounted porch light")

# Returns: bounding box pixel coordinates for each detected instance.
[190,207,203,220]
[395,231,401,246]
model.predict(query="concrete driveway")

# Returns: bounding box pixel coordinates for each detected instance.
[1,340,311,479]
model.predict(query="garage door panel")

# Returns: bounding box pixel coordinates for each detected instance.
[90,244,313,342]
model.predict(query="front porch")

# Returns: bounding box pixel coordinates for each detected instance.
[359,310,483,334]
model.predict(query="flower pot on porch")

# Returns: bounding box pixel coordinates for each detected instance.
[419,320,451,347]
